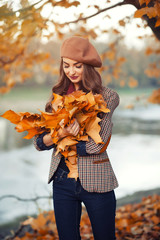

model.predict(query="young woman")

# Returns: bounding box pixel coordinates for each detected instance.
[34,36,120,240]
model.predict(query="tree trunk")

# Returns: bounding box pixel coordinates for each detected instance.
[127,0,160,40]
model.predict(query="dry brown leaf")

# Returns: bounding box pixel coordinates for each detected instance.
[85,117,103,144]
[65,159,79,180]
[1,91,110,179]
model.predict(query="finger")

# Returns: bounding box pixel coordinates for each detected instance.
[73,127,80,136]
[73,122,79,130]
[72,124,79,132]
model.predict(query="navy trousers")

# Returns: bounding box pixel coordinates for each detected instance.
[52,167,116,240]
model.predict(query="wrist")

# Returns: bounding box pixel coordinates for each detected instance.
[43,134,53,146]
[57,128,68,139]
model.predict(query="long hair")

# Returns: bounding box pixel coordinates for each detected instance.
[45,59,102,112]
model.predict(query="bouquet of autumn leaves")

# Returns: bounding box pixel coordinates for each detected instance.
[1,90,110,179]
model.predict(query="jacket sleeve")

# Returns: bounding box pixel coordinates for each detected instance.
[85,88,120,155]
[76,141,89,156]
[33,131,55,151]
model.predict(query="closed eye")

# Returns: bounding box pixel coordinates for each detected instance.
[76,65,82,68]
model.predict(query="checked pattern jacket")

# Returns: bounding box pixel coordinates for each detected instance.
[33,86,120,193]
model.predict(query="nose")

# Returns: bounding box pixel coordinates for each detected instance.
[69,66,76,75]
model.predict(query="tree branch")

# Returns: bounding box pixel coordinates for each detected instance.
[0,49,24,67]
[60,0,160,41]
[0,0,43,17]
[0,194,52,202]
[61,1,129,25]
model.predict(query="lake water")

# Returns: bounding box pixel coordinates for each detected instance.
[0,97,160,225]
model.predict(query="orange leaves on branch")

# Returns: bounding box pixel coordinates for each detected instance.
[128,76,138,88]
[145,63,160,78]
[21,19,37,37]
[118,19,126,27]
[53,0,80,8]
[148,88,160,104]
[100,42,126,87]
[0,1,54,94]
[155,17,160,27]
[145,47,153,55]
[135,1,160,28]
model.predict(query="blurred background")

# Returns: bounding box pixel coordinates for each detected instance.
[0,0,160,237]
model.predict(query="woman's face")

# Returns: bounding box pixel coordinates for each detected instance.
[63,58,83,89]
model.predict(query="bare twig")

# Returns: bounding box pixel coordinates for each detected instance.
[0,0,43,17]
[0,194,52,202]
[5,225,26,240]
[60,1,129,25]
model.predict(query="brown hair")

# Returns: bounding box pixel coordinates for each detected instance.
[45,59,102,112]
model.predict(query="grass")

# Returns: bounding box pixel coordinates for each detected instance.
[0,86,51,101]
[116,87,156,97]
[0,85,156,101]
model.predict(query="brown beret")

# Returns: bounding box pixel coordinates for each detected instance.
[60,36,102,68]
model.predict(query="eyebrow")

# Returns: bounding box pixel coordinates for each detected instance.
[63,61,81,65]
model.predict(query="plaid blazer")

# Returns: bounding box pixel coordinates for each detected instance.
[33,86,119,193]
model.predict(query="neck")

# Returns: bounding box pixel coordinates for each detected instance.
[74,83,80,91]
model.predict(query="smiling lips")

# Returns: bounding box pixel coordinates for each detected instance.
[70,76,79,80]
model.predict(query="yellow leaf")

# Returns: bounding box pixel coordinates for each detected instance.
[120,80,125,87]
[139,0,146,6]
[146,7,157,18]
[56,137,78,153]
[86,91,96,106]
[29,213,47,231]
[148,88,160,104]
[42,64,52,72]
[125,104,134,109]
[21,19,37,37]
[119,19,125,26]
[134,8,147,18]
[39,109,69,129]
[77,135,88,141]
[85,117,103,144]
[65,159,79,180]
[145,47,153,55]
[155,18,160,27]
[67,150,77,157]
[21,72,33,81]
[69,106,79,118]
[0,86,11,94]
[76,112,91,124]
[51,93,64,112]
[1,110,21,124]
[23,128,41,139]
[128,77,138,88]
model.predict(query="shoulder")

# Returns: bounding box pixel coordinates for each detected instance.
[101,86,120,103]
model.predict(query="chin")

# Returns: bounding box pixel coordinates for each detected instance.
[69,79,81,84]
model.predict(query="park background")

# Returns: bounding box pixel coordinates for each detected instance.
[0,0,160,239]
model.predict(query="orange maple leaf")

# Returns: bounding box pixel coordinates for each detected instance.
[1,91,110,179]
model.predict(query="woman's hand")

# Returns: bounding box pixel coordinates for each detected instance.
[58,119,80,139]
[43,119,80,145]
[43,133,54,147]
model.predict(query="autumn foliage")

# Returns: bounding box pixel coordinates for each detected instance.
[0,0,160,94]
[7,194,160,240]
[148,88,160,103]
[1,90,110,179]
[134,0,160,28]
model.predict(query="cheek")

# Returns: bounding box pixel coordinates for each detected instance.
[78,69,83,76]
[63,68,69,75]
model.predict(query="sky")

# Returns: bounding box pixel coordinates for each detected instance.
[5,0,153,49]
[40,0,153,49]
